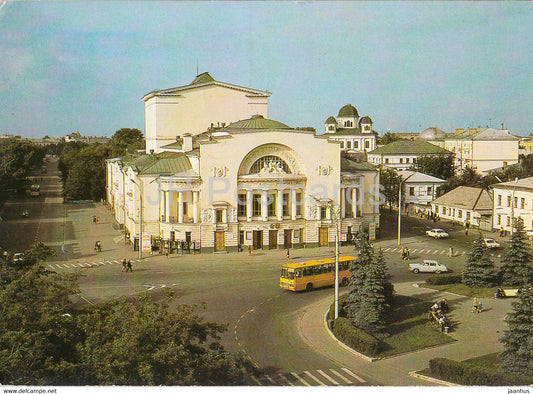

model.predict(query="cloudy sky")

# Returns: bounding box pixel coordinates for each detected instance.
[1,1,532,138]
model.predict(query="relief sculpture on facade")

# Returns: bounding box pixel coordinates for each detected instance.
[201,208,213,223]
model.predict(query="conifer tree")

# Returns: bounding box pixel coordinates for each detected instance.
[500,218,533,287]
[499,286,533,374]
[346,232,393,333]
[462,235,498,287]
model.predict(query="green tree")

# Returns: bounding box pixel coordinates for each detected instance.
[111,128,144,151]
[380,167,402,212]
[462,235,498,287]
[499,286,533,375]
[377,131,402,145]
[499,217,533,287]
[346,232,393,333]
[0,139,46,190]
[410,154,454,180]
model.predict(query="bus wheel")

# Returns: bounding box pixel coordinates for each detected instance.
[341,277,349,287]
[306,283,313,292]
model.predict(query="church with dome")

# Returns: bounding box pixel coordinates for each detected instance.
[324,104,377,153]
[107,73,380,254]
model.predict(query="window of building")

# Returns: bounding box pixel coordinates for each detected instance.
[458,210,462,218]
[409,187,415,196]
[320,206,327,219]
[340,141,344,149]
[346,141,352,149]
[427,186,433,195]
[215,209,224,223]
[521,197,525,209]
[507,196,511,207]
[514,196,518,208]
[345,120,353,127]
[507,216,511,226]
[268,193,276,217]
[497,195,502,206]
[329,126,335,131]
[238,193,247,217]
[503,161,508,167]
[497,214,501,225]
[365,141,370,149]
[466,211,471,220]
[399,158,403,164]
[405,158,410,164]
[283,192,290,217]
[253,193,261,216]
[353,141,359,149]
[296,191,303,216]
[442,206,446,214]
[385,158,389,164]
[250,156,291,174]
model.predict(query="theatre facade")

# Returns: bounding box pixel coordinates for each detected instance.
[106,73,380,253]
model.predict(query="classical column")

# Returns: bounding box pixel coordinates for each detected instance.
[277,189,283,221]
[160,189,165,222]
[261,189,268,221]
[340,187,345,218]
[291,188,297,220]
[246,189,252,222]
[193,191,199,223]
[352,188,357,218]
[165,191,171,223]
[178,191,184,223]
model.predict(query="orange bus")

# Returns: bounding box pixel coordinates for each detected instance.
[279,255,355,292]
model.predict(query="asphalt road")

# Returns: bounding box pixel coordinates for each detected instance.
[1,163,510,386]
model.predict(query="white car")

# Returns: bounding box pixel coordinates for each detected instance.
[13,253,24,263]
[409,260,448,274]
[482,238,500,249]
[425,229,449,239]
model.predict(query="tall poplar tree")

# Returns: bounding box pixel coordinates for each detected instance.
[499,218,533,287]
[462,235,498,287]
[499,286,533,375]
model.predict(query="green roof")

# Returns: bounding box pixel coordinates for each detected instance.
[129,152,192,175]
[341,157,377,172]
[338,104,359,117]
[369,140,452,156]
[224,114,292,130]
[325,116,336,124]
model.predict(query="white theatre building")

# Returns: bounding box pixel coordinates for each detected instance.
[107,73,380,253]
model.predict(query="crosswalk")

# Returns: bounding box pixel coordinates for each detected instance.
[380,246,502,258]
[47,259,143,270]
[249,367,366,386]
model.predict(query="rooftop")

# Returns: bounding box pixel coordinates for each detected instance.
[432,186,493,212]
[369,140,452,156]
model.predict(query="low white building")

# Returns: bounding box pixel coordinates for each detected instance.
[491,177,533,235]
[431,186,493,229]
[398,170,446,214]
[368,140,453,170]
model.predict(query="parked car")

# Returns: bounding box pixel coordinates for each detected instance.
[425,228,449,239]
[409,260,448,274]
[482,238,500,249]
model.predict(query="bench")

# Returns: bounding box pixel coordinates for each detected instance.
[503,289,519,297]
[428,311,451,333]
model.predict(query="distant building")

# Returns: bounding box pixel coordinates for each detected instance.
[431,186,493,229]
[491,176,533,236]
[367,140,453,170]
[323,104,377,153]
[419,126,519,173]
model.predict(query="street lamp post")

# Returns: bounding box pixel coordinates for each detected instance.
[397,178,406,246]
[314,197,341,319]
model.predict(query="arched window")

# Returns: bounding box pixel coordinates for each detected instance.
[250,155,291,174]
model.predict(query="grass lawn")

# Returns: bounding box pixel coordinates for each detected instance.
[330,295,455,358]
[420,283,498,298]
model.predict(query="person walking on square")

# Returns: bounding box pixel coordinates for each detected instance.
[121,259,127,272]
[286,248,290,259]
[126,260,133,272]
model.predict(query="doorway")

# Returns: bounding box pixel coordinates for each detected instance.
[253,230,263,250]
[269,230,278,249]
[214,231,225,252]
[284,229,292,248]
[319,227,329,247]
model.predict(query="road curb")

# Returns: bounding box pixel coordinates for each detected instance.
[322,310,380,363]
[408,371,459,386]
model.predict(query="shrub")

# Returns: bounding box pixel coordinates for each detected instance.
[428,358,532,385]
[331,317,382,357]
[425,274,462,286]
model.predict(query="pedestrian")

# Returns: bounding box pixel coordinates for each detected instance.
[121,259,127,272]
[248,245,253,256]
[286,248,290,259]
[405,247,410,260]
[449,247,453,257]
[476,299,482,313]
[165,248,169,258]
[126,260,133,272]
[472,297,479,313]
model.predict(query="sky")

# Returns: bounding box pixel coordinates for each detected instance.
[0,1,532,138]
